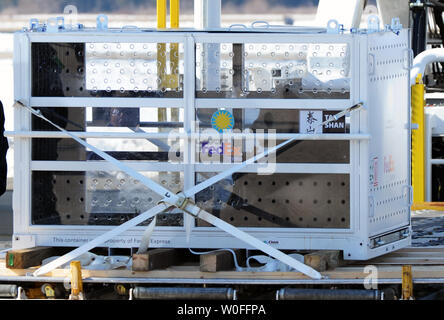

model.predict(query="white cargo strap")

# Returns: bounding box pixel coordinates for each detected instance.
[21,101,362,279]
[136,216,157,254]
[246,254,305,272]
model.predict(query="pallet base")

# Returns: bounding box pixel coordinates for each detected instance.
[1,247,444,285]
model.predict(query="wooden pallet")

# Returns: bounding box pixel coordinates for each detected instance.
[2,247,444,285]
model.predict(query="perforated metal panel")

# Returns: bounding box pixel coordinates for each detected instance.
[195,42,351,99]
[32,171,183,226]
[32,42,184,97]
[85,42,184,93]
[195,173,350,228]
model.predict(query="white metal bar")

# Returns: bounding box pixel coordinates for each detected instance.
[30,162,350,174]
[195,163,351,174]
[26,31,355,45]
[28,223,352,235]
[30,161,184,172]
[12,33,23,235]
[27,32,188,43]
[6,131,370,141]
[192,33,353,43]
[15,33,33,234]
[357,33,370,241]
[195,99,352,109]
[347,34,360,235]
[30,98,351,110]
[30,97,184,108]
[5,131,188,139]
[184,34,197,232]
[431,159,444,165]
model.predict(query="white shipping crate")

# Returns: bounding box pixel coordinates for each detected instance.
[8,19,412,260]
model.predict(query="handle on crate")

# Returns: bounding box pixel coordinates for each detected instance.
[228,24,247,31]
[251,21,270,29]
[403,49,414,70]
[368,195,375,218]
[120,25,142,32]
[403,185,413,207]
[326,19,340,34]
[368,53,376,75]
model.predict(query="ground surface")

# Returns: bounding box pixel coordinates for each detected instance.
[411,210,444,247]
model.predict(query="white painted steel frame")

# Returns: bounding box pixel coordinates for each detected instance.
[11,29,411,260]
[362,29,412,252]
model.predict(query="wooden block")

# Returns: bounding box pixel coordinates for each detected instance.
[304,250,344,272]
[6,247,58,269]
[132,249,182,271]
[200,250,244,273]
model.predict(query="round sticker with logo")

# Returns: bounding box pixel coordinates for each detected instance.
[211,110,234,133]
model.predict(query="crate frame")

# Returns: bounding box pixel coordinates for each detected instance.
[9,28,412,260]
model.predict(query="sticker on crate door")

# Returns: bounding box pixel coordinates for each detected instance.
[299,110,346,134]
[300,110,322,134]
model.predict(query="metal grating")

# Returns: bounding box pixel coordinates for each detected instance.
[32,171,184,226]
[195,173,350,228]
[196,42,351,99]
